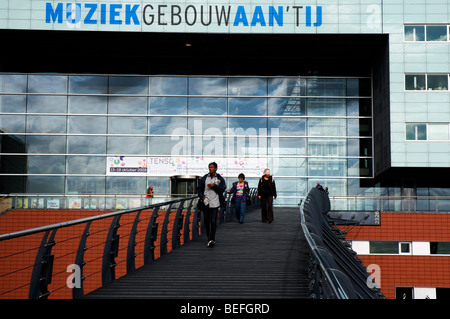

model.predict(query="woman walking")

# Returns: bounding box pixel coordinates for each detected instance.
[257,169,277,223]
[228,173,250,224]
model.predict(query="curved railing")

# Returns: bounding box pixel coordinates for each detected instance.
[300,187,385,299]
[0,189,260,299]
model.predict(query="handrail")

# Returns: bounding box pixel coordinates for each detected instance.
[300,191,349,299]
[0,197,197,242]
[0,189,260,299]
[300,187,385,299]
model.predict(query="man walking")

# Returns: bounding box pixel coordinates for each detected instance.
[197,162,226,248]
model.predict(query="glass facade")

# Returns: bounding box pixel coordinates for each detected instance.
[0,74,372,205]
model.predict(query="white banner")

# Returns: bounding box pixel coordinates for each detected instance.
[107,156,267,177]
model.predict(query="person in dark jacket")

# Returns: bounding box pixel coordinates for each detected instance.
[197,162,226,247]
[257,168,277,223]
[228,173,250,224]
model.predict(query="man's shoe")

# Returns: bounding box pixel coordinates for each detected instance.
[207,240,215,247]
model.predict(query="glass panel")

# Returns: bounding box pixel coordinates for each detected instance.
[306,78,346,96]
[188,97,227,115]
[0,74,27,93]
[268,98,305,116]
[68,96,108,114]
[69,75,108,94]
[108,116,147,134]
[27,95,67,113]
[66,176,106,195]
[426,25,447,41]
[0,95,27,113]
[228,98,267,116]
[109,97,147,114]
[149,97,187,115]
[188,117,227,135]
[308,139,346,156]
[428,124,449,140]
[405,74,426,90]
[346,79,359,96]
[269,137,306,155]
[307,98,346,116]
[67,156,105,174]
[68,116,107,134]
[268,77,305,96]
[109,76,148,94]
[271,157,307,176]
[26,176,64,193]
[269,118,306,136]
[150,116,187,135]
[226,136,262,156]
[308,118,346,136]
[28,75,67,93]
[370,241,399,254]
[228,77,267,96]
[26,116,66,133]
[106,176,146,194]
[308,158,347,176]
[0,114,25,133]
[67,136,107,154]
[427,75,448,90]
[189,77,227,95]
[26,135,66,154]
[107,136,147,154]
[148,136,187,155]
[229,117,266,132]
[149,77,187,95]
[404,25,425,41]
[28,156,66,174]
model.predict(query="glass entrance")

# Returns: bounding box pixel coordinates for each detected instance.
[170,175,200,197]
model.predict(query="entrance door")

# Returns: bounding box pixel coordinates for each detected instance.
[170,175,200,197]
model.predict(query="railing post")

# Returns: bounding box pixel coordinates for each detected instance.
[172,200,186,250]
[144,206,160,264]
[160,203,174,256]
[29,229,57,299]
[72,221,91,299]
[126,210,143,274]
[102,215,121,286]
[183,198,195,244]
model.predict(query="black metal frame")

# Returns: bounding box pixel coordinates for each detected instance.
[300,187,385,299]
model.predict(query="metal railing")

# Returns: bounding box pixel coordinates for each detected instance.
[0,189,259,299]
[300,187,385,299]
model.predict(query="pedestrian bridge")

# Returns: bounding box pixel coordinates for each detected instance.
[0,188,384,300]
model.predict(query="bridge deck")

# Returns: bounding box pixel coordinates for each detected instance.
[84,207,310,299]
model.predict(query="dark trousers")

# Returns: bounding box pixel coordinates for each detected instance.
[203,206,219,241]
[260,196,274,222]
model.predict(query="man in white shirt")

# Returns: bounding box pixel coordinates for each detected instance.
[197,162,226,247]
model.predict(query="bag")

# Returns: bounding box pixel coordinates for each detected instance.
[246,197,251,206]
[197,198,206,211]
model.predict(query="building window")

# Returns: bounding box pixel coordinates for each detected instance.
[427,74,448,91]
[426,25,448,41]
[399,242,411,254]
[430,242,450,254]
[404,25,425,41]
[369,241,399,254]
[406,124,427,141]
[405,74,426,91]
[404,24,449,42]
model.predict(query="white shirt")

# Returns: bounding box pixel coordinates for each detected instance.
[204,174,220,208]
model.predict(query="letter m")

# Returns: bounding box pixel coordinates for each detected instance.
[46,2,63,24]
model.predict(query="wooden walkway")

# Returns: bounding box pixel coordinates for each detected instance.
[84,207,310,299]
